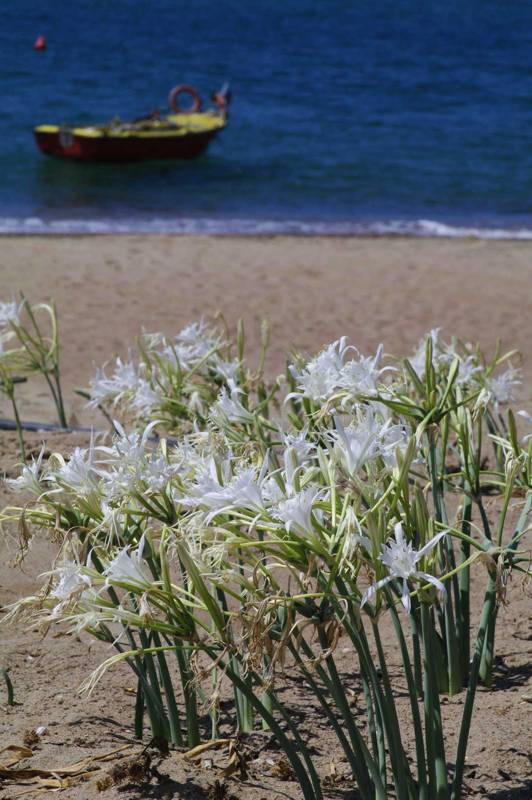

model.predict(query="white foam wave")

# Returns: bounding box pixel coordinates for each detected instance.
[1,216,532,239]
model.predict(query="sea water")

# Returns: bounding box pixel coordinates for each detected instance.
[1,0,532,237]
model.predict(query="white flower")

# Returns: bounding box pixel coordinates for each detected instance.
[484,367,521,407]
[99,420,156,465]
[130,379,163,415]
[210,356,241,384]
[180,456,229,508]
[181,453,271,519]
[103,535,152,588]
[328,415,380,476]
[212,387,254,425]
[283,429,316,464]
[517,410,532,443]
[0,300,20,328]
[456,358,479,385]
[158,321,221,370]
[361,523,446,613]
[273,486,324,537]
[6,445,46,494]
[338,344,390,396]
[410,328,441,378]
[53,444,99,494]
[338,508,372,575]
[139,455,180,491]
[50,561,92,601]
[88,357,140,407]
[288,338,350,402]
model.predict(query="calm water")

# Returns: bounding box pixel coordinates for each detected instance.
[2,1,532,236]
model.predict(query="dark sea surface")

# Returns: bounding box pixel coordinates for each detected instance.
[2,1,532,236]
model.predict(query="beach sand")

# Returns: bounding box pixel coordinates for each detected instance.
[0,235,531,422]
[0,235,531,799]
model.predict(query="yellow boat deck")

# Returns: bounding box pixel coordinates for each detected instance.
[35,112,225,139]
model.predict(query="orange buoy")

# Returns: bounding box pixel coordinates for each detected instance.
[34,36,46,50]
[168,85,202,114]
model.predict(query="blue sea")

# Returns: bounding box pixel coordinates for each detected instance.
[2,1,532,237]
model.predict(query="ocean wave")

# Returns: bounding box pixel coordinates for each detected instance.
[1,216,532,239]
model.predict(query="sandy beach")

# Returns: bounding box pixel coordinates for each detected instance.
[0,235,531,423]
[0,235,531,799]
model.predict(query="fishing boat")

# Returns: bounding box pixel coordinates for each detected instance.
[34,84,230,162]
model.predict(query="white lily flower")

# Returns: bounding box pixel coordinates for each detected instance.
[50,561,92,601]
[139,455,180,491]
[288,338,351,402]
[338,344,390,396]
[6,445,46,494]
[328,414,381,476]
[212,386,254,425]
[338,508,372,575]
[484,367,522,408]
[130,379,163,415]
[410,328,441,378]
[53,443,99,494]
[210,356,241,384]
[88,356,140,407]
[452,355,481,386]
[0,299,20,328]
[517,410,532,443]
[283,429,316,463]
[158,321,221,369]
[103,535,153,588]
[182,452,270,520]
[99,420,157,465]
[361,523,446,613]
[0,329,15,354]
[273,486,325,537]
[180,456,231,508]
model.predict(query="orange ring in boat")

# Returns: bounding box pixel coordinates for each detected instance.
[168,85,202,114]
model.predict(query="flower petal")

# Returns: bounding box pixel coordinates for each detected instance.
[416,571,447,599]
[415,529,446,561]
[401,578,411,614]
[361,575,393,608]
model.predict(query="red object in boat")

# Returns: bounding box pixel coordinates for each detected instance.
[34,84,229,162]
[34,35,46,50]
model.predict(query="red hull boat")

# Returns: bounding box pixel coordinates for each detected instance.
[34,84,229,162]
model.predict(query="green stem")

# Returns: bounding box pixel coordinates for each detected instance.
[387,594,428,799]
[420,603,449,800]
[134,676,144,739]
[451,579,496,800]
[458,490,472,681]
[315,630,380,799]
[152,632,184,746]
[211,651,321,800]
[175,644,200,747]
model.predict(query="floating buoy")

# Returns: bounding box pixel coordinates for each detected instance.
[34,35,46,50]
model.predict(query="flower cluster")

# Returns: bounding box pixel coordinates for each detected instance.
[2,322,529,800]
